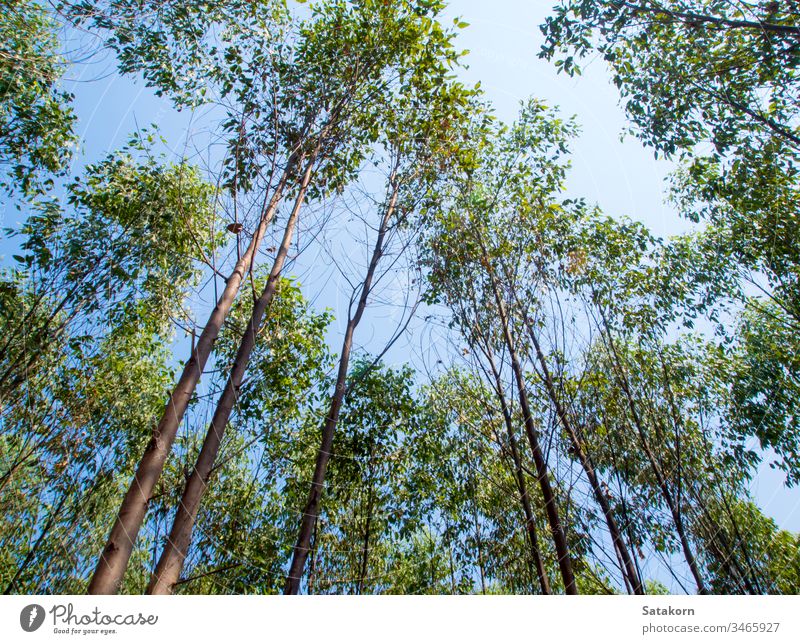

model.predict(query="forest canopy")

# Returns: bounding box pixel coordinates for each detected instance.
[0,0,798,596]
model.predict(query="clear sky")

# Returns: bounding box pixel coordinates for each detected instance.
[2,1,796,540]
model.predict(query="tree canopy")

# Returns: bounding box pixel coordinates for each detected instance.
[0,0,797,597]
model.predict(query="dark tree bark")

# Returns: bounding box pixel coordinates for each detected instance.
[594,303,708,594]
[482,346,552,594]
[515,304,644,595]
[479,241,578,594]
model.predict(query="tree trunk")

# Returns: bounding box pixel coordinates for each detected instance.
[483,348,551,594]
[307,521,319,595]
[594,304,708,594]
[146,155,317,595]
[517,306,644,595]
[284,178,399,594]
[87,158,300,595]
[480,244,578,594]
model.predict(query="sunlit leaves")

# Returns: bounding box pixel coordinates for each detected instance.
[0,0,75,196]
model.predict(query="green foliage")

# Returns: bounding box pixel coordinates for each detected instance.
[2,0,798,597]
[309,359,420,594]
[541,1,800,159]
[645,580,669,595]
[669,141,800,325]
[0,130,220,592]
[540,3,800,470]
[216,276,334,426]
[1,133,219,407]
[693,496,800,594]
[60,0,290,107]
[165,279,333,594]
[20,132,218,334]
[725,300,800,485]
[0,0,75,196]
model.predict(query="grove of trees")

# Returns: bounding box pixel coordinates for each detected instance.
[1,0,798,595]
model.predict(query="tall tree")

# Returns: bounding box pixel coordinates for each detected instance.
[145,0,473,595]
[283,6,478,590]
[88,0,430,592]
[423,102,590,593]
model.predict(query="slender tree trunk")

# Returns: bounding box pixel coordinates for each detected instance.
[717,492,762,594]
[516,306,644,594]
[284,177,399,594]
[505,425,551,594]
[479,245,577,594]
[87,158,300,595]
[307,521,319,595]
[697,514,749,593]
[691,485,758,594]
[146,155,317,595]
[594,304,708,594]
[483,349,551,594]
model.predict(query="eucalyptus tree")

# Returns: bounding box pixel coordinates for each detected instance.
[563,214,714,592]
[283,13,480,594]
[59,1,286,105]
[540,1,800,158]
[1,316,184,594]
[423,110,579,592]
[540,0,800,311]
[422,101,663,593]
[417,371,553,594]
[86,0,451,593]
[574,335,725,592]
[540,2,800,460]
[401,370,612,594]
[409,372,503,594]
[59,0,296,594]
[143,141,313,595]
[690,494,800,594]
[566,195,793,593]
[294,360,419,595]
[139,0,475,595]
[147,278,332,595]
[0,133,216,400]
[575,327,797,594]
[720,300,800,487]
[0,135,217,449]
[549,183,789,595]
[540,2,800,320]
[80,1,297,594]
[472,345,553,593]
